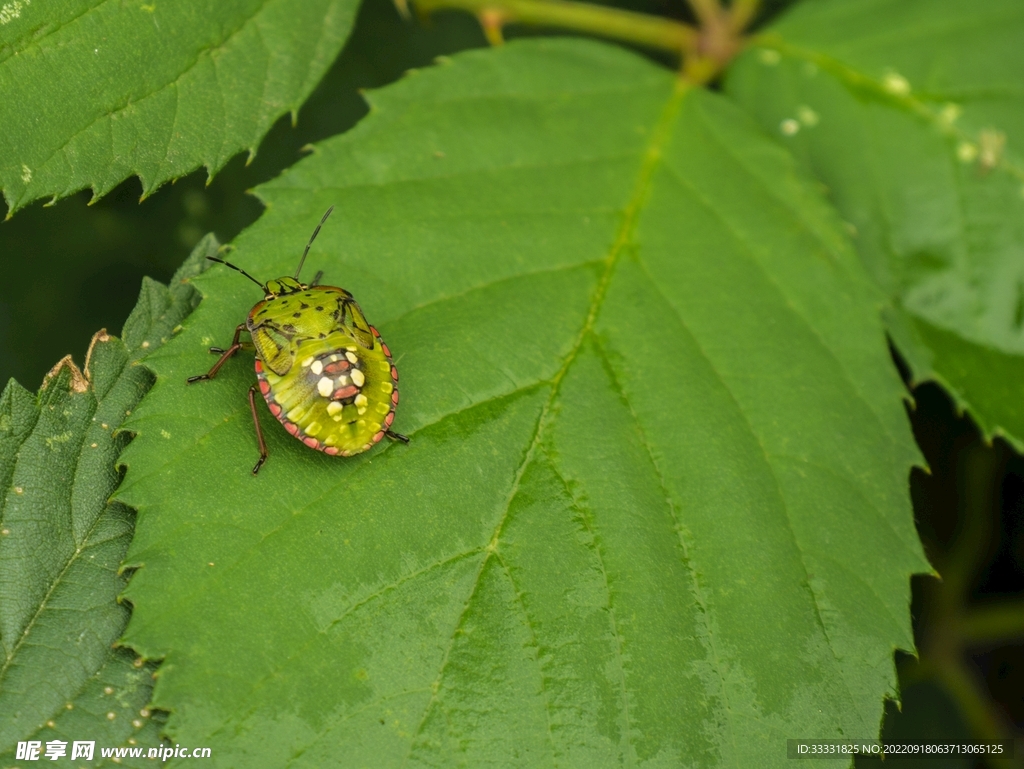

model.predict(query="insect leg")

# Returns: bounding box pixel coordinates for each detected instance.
[208,343,254,354]
[248,385,269,475]
[187,324,248,383]
[385,430,410,444]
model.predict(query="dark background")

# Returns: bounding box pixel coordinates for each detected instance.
[0,0,1020,763]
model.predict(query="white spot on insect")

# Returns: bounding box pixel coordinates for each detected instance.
[345,352,358,364]
[160,429,171,439]
[20,164,31,183]
[301,356,314,368]
[882,71,910,96]
[780,118,800,136]
[938,103,961,127]
[350,369,365,387]
[310,360,323,375]
[380,381,393,394]
[327,401,343,417]
[957,141,979,163]
[796,105,819,127]
[0,0,31,26]
[318,377,333,397]
[379,361,390,373]
[305,421,322,437]
[346,346,357,352]
[759,48,780,65]
[355,394,368,415]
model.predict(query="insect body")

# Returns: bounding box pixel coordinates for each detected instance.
[187,207,407,474]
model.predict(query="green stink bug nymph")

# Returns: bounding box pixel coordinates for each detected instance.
[187,207,407,474]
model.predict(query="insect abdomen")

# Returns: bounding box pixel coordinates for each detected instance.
[256,327,399,456]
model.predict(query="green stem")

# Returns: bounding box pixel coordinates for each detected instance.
[685,0,721,26]
[408,0,699,56]
[728,0,760,31]
[959,603,1024,646]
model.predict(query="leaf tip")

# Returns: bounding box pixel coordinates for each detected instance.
[41,355,89,394]
[84,329,113,381]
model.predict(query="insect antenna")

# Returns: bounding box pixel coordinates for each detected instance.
[294,206,335,280]
[205,256,266,291]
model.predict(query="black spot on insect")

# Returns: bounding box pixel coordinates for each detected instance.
[315,306,323,312]
[300,302,309,309]
[293,312,302,318]
[283,324,297,332]
[318,332,326,339]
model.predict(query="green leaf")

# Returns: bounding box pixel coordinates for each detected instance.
[725,0,1024,449]
[0,236,215,764]
[0,0,360,216]
[118,39,927,765]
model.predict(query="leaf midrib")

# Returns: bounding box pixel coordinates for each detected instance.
[397,75,691,768]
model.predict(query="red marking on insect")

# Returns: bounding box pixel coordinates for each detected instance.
[373,430,386,444]
[254,360,264,373]
[332,385,359,400]
[269,402,282,417]
[259,380,270,396]
[390,366,399,382]
[381,343,391,358]
[323,360,351,375]
[284,422,299,437]
[303,437,319,449]
[385,411,395,427]
[324,446,339,456]
[391,389,399,405]
[371,327,381,338]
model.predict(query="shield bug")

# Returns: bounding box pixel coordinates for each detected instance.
[187,207,407,474]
